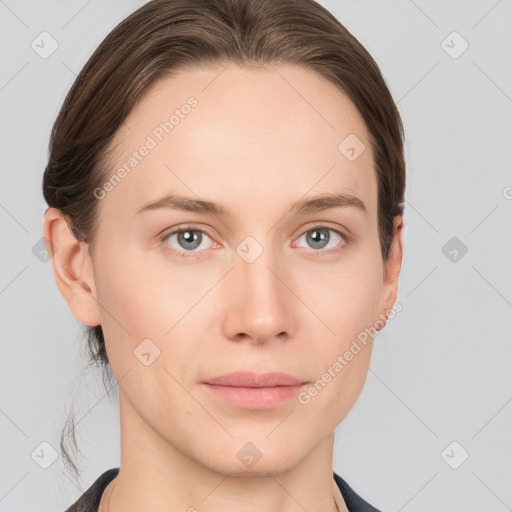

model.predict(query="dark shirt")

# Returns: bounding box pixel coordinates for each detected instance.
[64,467,382,512]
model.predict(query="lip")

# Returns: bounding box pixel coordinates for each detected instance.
[203,371,307,387]
[201,372,308,410]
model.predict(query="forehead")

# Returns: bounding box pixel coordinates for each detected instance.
[100,63,377,223]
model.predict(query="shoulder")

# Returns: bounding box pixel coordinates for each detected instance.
[333,471,384,512]
[64,467,119,512]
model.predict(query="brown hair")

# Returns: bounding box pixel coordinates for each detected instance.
[43,0,405,482]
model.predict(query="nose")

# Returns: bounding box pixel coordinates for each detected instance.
[221,241,294,344]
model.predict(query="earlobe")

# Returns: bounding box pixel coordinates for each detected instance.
[43,208,101,327]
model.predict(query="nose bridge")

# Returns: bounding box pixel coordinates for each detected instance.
[226,233,292,340]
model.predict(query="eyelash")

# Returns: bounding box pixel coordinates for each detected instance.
[159,223,349,259]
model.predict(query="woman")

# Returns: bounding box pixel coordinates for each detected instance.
[43,0,405,510]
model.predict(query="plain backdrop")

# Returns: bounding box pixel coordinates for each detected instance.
[1,0,511,510]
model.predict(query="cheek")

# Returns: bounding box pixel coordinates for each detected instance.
[93,246,205,372]
[301,248,383,341]
[94,241,177,327]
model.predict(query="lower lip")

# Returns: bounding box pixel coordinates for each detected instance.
[201,383,307,409]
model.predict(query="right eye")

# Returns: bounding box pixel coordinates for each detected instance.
[160,224,218,258]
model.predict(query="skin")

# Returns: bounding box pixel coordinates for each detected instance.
[44,63,403,512]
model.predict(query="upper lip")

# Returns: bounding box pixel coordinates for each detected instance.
[203,371,307,387]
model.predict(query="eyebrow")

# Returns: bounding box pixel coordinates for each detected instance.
[133,191,367,218]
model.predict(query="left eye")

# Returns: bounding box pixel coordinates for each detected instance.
[295,226,344,252]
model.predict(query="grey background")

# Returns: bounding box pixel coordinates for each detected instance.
[1,0,511,510]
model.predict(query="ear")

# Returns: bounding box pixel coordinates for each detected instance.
[43,207,101,327]
[375,215,404,330]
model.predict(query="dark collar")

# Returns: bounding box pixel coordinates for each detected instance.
[333,471,383,511]
[65,468,383,512]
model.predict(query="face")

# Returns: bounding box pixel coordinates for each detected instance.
[48,63,402,476]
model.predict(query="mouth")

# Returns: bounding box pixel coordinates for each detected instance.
[201,371,308,410]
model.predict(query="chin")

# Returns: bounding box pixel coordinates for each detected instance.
[195,441,301,478]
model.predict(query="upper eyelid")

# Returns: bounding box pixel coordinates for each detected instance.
[297,223,347,238]
[162,224,216,242]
